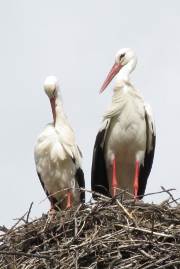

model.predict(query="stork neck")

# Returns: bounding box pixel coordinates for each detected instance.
[54,93,66,126]
[115,59,136,87]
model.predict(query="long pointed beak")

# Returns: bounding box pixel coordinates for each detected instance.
[50,97,56,125]
[100,62,122,93]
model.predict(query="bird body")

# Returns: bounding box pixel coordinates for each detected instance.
[104,83,148,196]
[91,49,155,199]
[34,76,85,210]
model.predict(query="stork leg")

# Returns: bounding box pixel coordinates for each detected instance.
[134,160,140,200]
[48,195,57,221]
[112,158,118,197]
[66,191,72,209]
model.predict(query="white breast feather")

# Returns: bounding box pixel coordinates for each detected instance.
[34,123,81,168]
[55,124,78,161]
[103,85,144,120]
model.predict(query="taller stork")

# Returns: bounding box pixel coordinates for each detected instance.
[34,76,85,211]
[91,48,155,200]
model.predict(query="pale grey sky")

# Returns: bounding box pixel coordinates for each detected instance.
[0,1,180,226]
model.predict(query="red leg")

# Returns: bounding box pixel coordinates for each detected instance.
[134,160,140,200]
[48,201,56,221]
[66,191,72,208]
[112,158,118,197]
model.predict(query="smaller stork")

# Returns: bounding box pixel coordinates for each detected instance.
[34,76,85,212]
[91,48,155,200]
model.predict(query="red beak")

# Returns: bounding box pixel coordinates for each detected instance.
[50,97,56,125]
[100,62,122,93]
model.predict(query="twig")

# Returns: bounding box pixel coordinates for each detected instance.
[0,251,50,260]
[161,186,178,205]
[116,199,135,222]
[139,249,155,260]
[116,224,174,238]
[0,226,8,233]
[156,260,180,268]
[8,212,28,233]
[26,202,33,223]
[142,188,176,198]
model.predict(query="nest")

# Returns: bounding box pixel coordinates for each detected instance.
[0,189,180,269]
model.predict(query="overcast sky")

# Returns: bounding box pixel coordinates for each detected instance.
[0,1,180,226]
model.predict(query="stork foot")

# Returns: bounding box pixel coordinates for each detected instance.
[48,207,57,222]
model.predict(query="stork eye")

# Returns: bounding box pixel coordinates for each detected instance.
[119,53,125,61]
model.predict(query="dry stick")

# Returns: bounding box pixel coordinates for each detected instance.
[8,211,28,234]
[142,188,176,198]
[0,226,8,233]
[116,199,135,222]
[161,186,179,205]
[168,197,180,205]
[26,202,33,223]
[83,188,111,201]
[139,249,155,260]
[39,188,111,205]
[141,255,171,269]
[156,260,180,269]
[0,251,50,260]
[76,220,86,238]
[116,224,173,238]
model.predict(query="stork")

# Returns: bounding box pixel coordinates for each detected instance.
[91,48,155,200]
[34,76,85,212]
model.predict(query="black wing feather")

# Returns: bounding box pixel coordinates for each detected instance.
[91,127,110,199]
[75,168,85,203]
[138,112,156,199]
[37,172,57,205]
[37,172,49,197]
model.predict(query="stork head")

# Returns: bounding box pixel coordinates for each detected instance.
[100,48,137,93]
[44,76,59,125]
[44,75,59,98]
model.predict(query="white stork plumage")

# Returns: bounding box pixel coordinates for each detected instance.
[34,76,85,211]
[91,48,155,200]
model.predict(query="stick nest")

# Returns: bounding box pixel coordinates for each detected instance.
[0,190,180,269]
